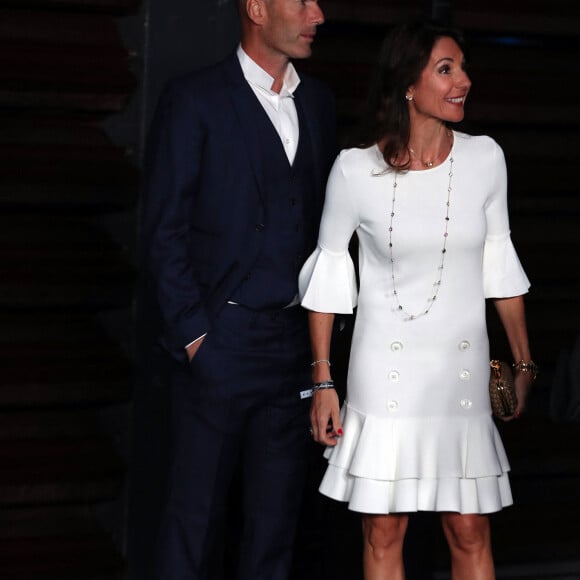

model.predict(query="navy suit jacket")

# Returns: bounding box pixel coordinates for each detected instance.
[143,52,336,360]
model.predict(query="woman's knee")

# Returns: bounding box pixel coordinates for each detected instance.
[362,514,408,553]
[441,513,491,553]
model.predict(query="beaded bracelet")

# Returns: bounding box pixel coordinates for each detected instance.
[311,359,331,367]
[312,380,335,393]
[513,360,539,381]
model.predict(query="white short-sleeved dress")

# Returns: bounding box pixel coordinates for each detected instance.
[299,132,530,515]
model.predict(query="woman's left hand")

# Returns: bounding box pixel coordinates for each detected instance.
[492,295,535,422]
[501,371,534,421]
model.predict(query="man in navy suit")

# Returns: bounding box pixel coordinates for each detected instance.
[143,0,336,578]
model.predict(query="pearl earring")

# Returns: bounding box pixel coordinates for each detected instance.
[405,95,413,102]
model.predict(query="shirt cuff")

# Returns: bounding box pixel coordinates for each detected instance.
[185,333,207,349]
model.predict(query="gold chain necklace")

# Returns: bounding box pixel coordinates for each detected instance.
[388,156,454,321]
[409,147,436,168]
[408,129,453,168]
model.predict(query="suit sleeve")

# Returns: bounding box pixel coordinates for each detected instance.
[142,81,211,352]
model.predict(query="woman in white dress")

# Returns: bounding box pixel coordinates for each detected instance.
[299,20,537,580]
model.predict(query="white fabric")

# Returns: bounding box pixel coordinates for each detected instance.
[299,132,530,514]
[237,45,300,164]
[299,244,358,313]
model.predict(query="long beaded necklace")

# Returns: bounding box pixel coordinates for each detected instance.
[388,155,454,321]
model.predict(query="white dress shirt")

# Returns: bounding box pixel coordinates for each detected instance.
[237,45,300,164]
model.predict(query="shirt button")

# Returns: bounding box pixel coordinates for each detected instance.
[459,369,471,381]
[460,399,473,410]
[458,340,471,351]
[387,400,399,412]
[390,341,403,352]
[255,223,265,232]
[290,197,297,206]
[388,371,400,382]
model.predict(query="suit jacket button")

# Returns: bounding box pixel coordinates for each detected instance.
[255,223,265,232]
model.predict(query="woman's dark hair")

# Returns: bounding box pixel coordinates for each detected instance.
[351,19,466,170]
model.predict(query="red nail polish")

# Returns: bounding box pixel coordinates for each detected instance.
[337,428,343,436]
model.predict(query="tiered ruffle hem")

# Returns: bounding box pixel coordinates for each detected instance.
[320,403,512,514]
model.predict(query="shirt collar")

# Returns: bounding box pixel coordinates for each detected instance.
[237,45,300,97]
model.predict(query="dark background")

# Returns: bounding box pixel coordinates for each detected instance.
[0,0,579,578]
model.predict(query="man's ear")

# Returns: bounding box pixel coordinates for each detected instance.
[246,0,267,25]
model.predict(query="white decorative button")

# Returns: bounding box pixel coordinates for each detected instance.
[459,340,471,351]
[390,341,403,352]
[387,400,399,412]
[460,399,473,410]
[459,369,471,381]
[388,371,400,382]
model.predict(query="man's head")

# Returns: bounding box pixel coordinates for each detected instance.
[239,0,324,70]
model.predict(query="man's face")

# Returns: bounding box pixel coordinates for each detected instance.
[260,0,324,60]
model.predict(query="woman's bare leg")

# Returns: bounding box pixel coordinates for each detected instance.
[361,513,408,580]
[441,512,495,580]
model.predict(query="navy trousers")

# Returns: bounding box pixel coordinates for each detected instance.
[155,304,312,580]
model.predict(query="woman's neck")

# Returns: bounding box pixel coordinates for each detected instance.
[408,123,453,170]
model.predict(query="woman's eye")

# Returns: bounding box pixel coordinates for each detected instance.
[439,65,451,74]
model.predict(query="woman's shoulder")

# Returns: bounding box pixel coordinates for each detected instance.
[334,145,389,178]
[453,131,503,157]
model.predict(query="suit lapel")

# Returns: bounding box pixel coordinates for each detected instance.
[223,55,283,204]
[294,83,324,200]
[221,55,326,206]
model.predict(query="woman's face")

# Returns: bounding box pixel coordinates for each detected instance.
[407,36,471,125]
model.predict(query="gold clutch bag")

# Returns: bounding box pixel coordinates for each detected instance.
[489,360,517,418]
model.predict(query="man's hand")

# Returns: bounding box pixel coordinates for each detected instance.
[186,336,205,362]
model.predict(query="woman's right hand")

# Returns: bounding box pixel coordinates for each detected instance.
[310,388,342,446]
[307,311,341,445]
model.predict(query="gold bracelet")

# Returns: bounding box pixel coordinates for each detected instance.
[513,360,539,380]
